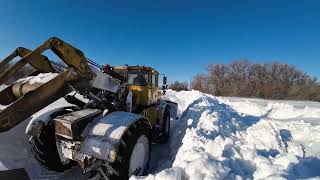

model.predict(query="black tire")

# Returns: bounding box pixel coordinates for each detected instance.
[30,121,75,172]
[158,108,170,144]
[106,120,151,180]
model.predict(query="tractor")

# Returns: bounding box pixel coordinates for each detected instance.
[0,37,177,180]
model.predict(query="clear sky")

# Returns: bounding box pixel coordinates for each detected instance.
[0,0,319,82]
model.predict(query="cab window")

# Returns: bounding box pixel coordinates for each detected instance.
[114,69,126,77]
[152,74,158,87]
[128,70,149,86]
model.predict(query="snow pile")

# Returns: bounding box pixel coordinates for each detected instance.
[162,90,203,117]
[132,90,320,180]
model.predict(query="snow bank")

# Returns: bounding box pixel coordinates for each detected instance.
[132,90,320,180]
[162,90,203,117]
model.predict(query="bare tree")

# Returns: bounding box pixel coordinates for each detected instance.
[191,60,320,101]
[191,73,210,93]
[169,81,189,91]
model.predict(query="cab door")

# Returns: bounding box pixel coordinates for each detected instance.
[150,72,160,103]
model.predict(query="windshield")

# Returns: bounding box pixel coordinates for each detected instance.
[128,70,148,86]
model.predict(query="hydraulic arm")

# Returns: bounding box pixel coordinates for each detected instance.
[0,47,54,85]
[0,37,94,132]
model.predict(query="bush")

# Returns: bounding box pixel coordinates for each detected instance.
[192,60,320,101]
[169,81,189,91]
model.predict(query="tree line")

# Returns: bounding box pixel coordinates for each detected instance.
[170,60,320,101]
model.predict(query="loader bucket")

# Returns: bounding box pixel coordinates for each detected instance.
[0,70,78,132]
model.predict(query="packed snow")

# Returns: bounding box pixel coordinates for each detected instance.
[132,90,320,180]
[0,89,320,179]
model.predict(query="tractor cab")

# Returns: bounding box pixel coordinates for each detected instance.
[113,66,161,107]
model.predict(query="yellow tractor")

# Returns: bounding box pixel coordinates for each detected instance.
[0,37,177,180]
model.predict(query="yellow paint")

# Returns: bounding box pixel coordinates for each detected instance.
[143,107,159,126]
[128,85,159,106]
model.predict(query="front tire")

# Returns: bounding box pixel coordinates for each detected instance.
[30,121,75,172]
[106,120,151,180]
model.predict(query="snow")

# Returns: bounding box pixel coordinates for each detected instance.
[80,112,145,161]
[1,88,320,179]
[0,85,8,110]
[15,73,59,84]
[131,90,320,180]
[0,85,7,91]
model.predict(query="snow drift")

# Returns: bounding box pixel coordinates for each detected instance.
[0,88,320,179]
[132,90,320,180]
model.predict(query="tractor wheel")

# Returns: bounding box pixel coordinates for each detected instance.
[156,108,171,144]
[30,121,75,172]
[104,120,151,180]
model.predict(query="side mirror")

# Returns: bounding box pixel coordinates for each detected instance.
[162,76,168,95]
[163,76,167,85]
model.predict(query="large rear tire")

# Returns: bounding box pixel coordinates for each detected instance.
[105,120,151,180]
[156,108,170,144]
[30,121,75,172]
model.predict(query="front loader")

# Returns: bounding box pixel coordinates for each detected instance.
[0,37,177,180]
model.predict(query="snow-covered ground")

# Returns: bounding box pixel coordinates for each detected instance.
[132,90,320,180]
[0,89,320,179]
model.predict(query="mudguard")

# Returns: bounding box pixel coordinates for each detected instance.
[25,106,75,136]
[79,111,151,162]
[166,100,178,120]
[160,100,178,120]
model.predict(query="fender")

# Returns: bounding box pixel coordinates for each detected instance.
[166,100,178,120]
[157,100,178,127]
[25,106,76,136]
[79,111,151,162]
[157,101,169,128]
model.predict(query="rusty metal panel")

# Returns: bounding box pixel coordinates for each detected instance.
[54,109,101,140]
[54,121,73,139]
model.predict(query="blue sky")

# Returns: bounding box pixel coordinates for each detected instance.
[0,0,320,82]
